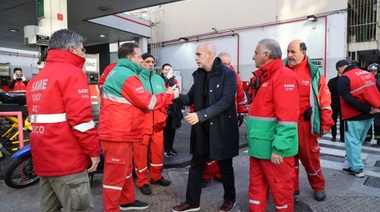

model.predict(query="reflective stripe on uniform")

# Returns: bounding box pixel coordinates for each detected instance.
[307,168,321,176]
[102,92,132,104]
[147,95,157,111]
[249,199,260,205]
[30,113,66,123]
[73,120,95,132]
[150,163,163,167]
[103,184,122,190]
[350,82,376,94]
[276,204,288,209]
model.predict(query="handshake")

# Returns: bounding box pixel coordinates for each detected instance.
[166,84,179,99]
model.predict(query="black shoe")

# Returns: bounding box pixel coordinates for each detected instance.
[342,168,364,178]
[139,184,152,195]
[294,190,300,195]
[377,140,380,145]
[120,200,149,210]
[151,177,171,186]
[331,137,336,142]
[170,149,178,156]
[164,151,173,158]
[201,179,211,188]
[364,139,371,142]
[314,189,326,201]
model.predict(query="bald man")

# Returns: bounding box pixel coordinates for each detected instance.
[172,43,239,212]
[285,39,334,201]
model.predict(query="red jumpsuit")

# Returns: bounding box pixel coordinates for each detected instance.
[287,58,334,193]
[202,65,246,181]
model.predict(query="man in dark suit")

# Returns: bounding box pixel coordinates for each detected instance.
[172,43,239,212]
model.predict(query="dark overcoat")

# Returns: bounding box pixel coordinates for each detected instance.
[180,57,239,160]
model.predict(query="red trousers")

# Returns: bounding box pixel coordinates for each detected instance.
[101,140,135,212]
[133,131,164,187]
[202,159,221,180]
[249,157,295,212]
[294,119,325,192]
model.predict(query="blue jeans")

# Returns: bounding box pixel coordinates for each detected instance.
[344,118,374,172]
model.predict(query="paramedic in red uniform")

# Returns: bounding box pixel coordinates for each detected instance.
[133,52,171,196]
[201,52,246,188]
[8,67,28,92]
[247,38,299,212]
[285,39,334,201]
[26,29,101,211]
[98,43,178,212]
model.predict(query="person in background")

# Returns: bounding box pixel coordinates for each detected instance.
[98,42,178,211]
[8,67,28,92]
[201,52,246,188]
[26,29,101,211]
[134,52,171,196]
[161,63,183,158]
[247,38,299,212]
[364,63,380,145]
[98,62,117,94]
[328,70,344,142]
[336,60,380,177]
[285,39,334,201]
[172,42,239,212]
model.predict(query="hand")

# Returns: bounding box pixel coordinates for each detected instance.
[166,69,174,79]
[184,112,199,125]
[173,88,179,99]
[321,129,329,135]
[271,152,283,165]
[370,107,380,114]
[166,86,174,95]
[237,113,245,127]
[87,156,100,173]
[21,77,26,81]
[13,74,17,80]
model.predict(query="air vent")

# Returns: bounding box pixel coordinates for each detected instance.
[363,176,380,189]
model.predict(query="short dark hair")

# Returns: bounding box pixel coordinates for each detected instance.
[118,43,139,59]
[162,63,172,70]
[13,67,22,73]
[336,60,350,70]
[300,42,307,51]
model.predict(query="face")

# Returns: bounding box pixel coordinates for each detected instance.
[128,48,143,66]
[69,43,85,58]
[14,70,22,75]
[253,43,269,68]
[142,57,155,70]
[337,66,345,76]
[195,45,212,71]
[162,65,171,76]
[370,70,378,76]
[287,41,305,66]
[220,55,231,67]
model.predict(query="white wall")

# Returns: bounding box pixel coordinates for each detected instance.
[155,12,347,92]
[162,0,347,41]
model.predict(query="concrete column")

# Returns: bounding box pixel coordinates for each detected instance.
[138,37,148,53]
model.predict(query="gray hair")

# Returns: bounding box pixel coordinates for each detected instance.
[258,39,282,59]
[218,52,231,58]
[48,29,85,50]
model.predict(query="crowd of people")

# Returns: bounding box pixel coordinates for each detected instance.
[22,28,380,212]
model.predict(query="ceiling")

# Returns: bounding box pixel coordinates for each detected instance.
[0,0,182,52]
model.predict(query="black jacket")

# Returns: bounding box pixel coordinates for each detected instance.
[179,57,239,160]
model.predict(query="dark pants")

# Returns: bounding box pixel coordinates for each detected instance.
[331,108,344,140]
[366,113,380,141]
[186,153,236,205]
[163,118,176,152]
